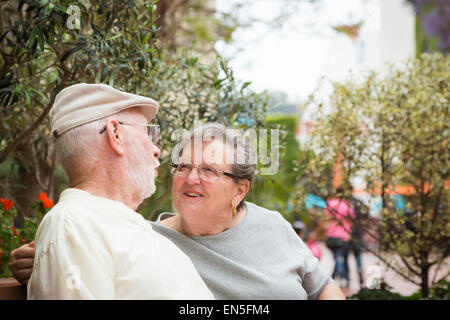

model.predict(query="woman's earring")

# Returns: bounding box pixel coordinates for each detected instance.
[232,205,237,217]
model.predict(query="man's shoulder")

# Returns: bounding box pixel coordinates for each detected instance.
[32,202,92,267]
[37,194,128,245]
[36,201,90,241]
[41,198,96,222]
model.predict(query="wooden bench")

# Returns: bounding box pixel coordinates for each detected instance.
[0,278,27,300]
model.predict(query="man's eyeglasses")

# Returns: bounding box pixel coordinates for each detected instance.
[99,121,160,144]
[170,162,244,182]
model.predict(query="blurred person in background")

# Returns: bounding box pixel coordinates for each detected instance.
[293,220,322,261]
[347,196,367,288]
[321,188,355,288]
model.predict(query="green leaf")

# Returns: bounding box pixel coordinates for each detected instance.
[28,27,39,48]
[213,78,225,88]
[241,81,251,92]
[38,29,44,51]
[101,65,108,82]
[61,46,82,62]
[23,90,31,107]
[0,74,13,88]
[0,31,9,44]
[6,38,14,47]
[29,88,46,100]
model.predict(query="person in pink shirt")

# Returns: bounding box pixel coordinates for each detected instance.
[324,190,355,288]
[326,198,355,241]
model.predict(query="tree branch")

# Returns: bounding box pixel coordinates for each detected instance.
[431,255,449,283]
[0,44,14,80]
[359,241,421,286]
[398,254,422,277]
[0,81,67,164]
[436,270,450,283]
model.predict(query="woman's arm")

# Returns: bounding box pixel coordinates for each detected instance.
[318,282,346,300]
[9,242,35,285]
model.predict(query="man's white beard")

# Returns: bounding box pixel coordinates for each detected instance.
[137,168,156,200]
[127,143,157,201]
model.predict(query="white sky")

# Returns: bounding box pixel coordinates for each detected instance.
[215,0,382,102]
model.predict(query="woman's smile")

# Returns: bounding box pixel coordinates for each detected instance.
[183,190,205,199]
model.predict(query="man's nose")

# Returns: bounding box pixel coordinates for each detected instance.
[152,144,161,159]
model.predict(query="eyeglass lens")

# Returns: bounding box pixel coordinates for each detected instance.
[172,164,220,181]
[149,126,160,144]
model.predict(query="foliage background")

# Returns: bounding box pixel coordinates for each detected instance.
[299,52,449,298]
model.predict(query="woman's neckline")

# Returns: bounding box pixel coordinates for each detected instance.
[156,203,251,239]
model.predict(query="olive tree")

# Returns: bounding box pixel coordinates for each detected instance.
[0,0,267,219]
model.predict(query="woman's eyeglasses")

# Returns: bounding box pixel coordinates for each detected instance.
[170,162,243,182]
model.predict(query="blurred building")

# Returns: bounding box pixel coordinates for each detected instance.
[299,0,415,142]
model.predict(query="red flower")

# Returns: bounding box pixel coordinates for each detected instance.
[11,226,18,236]
[21,237,27,244]
[37,192,47,201]
[42,198,53,209]
[38,192,54,209]
[0,198,14,211]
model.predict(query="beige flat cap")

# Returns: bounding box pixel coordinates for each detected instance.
[50,83,159,138]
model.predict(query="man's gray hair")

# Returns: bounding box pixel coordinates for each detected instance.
[54,109,138,179]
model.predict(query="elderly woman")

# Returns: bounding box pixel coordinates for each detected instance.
[10,123,344,299]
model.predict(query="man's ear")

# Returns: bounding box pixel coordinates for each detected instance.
[106,120,125,155]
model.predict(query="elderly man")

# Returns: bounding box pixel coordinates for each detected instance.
[21,83,213,299]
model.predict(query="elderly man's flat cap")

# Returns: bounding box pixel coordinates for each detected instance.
[50,83,159,138]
